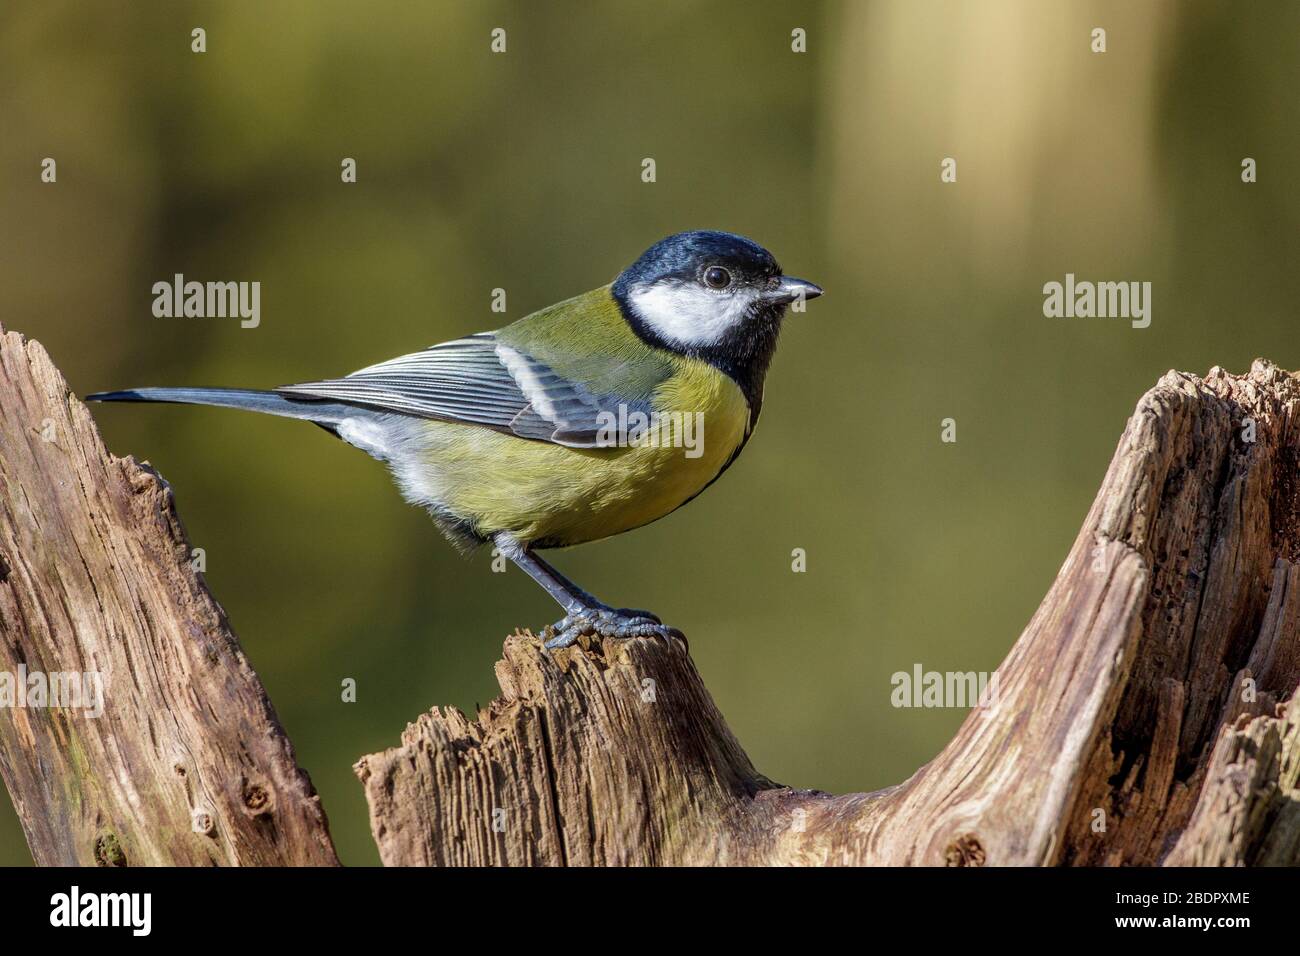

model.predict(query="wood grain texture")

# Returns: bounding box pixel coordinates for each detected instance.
[359,361,1300,866]
[3,319,1296,867]
[0,324,338,865]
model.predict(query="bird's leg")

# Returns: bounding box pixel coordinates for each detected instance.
[493,534,588,615]
[493,534,682,650]
[524,549,662,623]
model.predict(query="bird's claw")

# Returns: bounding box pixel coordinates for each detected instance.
[610,607,661,624]
[543,607,682,650]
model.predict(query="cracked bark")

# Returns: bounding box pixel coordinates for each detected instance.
[356,361,1300,866]
[0,324,338,866]
[2,319,1297,866]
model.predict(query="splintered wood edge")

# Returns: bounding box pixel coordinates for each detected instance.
[7,315,1294,867]
[0,322,339,866]
[356,359,1300,867]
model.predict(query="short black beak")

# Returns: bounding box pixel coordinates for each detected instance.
[764,276,824,305]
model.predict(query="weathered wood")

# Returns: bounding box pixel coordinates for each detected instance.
[3,318,1297,867]
[358,361,1300,866]
[0,324,338,865]
[354,633,792,865]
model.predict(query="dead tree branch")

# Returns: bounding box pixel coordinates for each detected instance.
[355,362,1300,866]
[0,324,338,865]
[2,321,1296,866]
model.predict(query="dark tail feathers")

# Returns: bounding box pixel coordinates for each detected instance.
[85,387,358,427]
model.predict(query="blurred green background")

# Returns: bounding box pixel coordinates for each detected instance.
[1,0,1297,865]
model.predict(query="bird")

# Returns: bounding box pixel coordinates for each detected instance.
[88,230,823,649]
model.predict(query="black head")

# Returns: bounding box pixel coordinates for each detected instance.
[611,230,822,413]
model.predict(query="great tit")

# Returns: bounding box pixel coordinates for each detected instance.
[88,230,822,649]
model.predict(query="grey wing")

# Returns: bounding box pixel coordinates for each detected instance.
[275,333,636,448]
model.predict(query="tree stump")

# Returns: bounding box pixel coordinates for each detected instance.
[0,324,338,866]
[354,361,1300,866]
[1,320,1296,866]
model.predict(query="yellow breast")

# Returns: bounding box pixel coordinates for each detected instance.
[410,359,752,548]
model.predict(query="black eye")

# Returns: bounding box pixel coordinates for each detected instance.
[703,266,732,289]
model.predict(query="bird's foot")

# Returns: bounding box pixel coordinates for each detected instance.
[543,607,684,650]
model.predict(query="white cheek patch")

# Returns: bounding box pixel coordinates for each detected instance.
[628,281,756,348]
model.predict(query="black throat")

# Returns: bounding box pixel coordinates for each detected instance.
[610,285,785,425]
